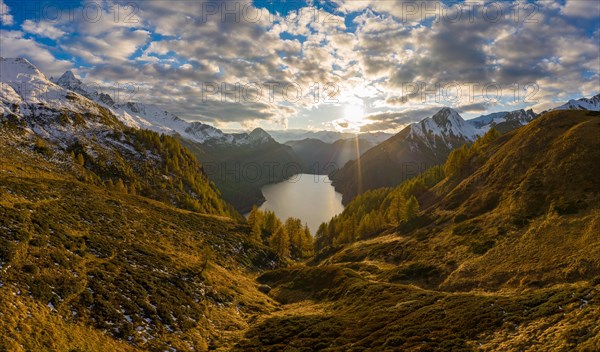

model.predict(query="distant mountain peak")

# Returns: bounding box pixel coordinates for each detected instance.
[249,127,274,143]
[431,107,462,127]
[553,93,600,112]
[250,127,269,137]
[56,70,81,86]
[410,108,479,149]
[466,108,538,133]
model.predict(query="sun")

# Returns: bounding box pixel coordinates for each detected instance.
[342,104,366,132]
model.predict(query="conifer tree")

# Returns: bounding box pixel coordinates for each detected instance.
[269,226,289,258]
[115,178,126,193]
[251,221,262,242]
[285,217,303,259]
[248,205,260,228]
[404,195,419,222]
[301,224,314,258]
[315,223,329,250]
[76,153,85,166]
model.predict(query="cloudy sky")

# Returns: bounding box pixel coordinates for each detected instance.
[1,0,598,132]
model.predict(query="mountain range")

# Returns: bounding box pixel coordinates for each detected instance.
[5,57,598,210]
[42,66,301,212]
[552,93,600,111]
[331,95,599,204]
[2,57,600,351]
[284,137,377,174]
[242,108,600,350]
[267,129,392,144]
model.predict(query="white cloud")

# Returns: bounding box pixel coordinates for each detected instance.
[3,0,597,131]
[562,0,600,19]
[22,20,66,40]
[0,0,14,26]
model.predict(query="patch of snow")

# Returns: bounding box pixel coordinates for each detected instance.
[410,108,481,149]
[553,93,600,111]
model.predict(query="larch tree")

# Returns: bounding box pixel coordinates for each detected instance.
[404,195,419,222]
[269,226,290,258]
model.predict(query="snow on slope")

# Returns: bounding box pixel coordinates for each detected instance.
[0,58,104,117]
[552,94,600,111]
[50,69,260,146]
[467,109,537,132]
[410,108,481,149]
[0,58,137,153]
[467,111,510,129]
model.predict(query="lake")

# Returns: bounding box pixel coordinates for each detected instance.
[257,174,345,234]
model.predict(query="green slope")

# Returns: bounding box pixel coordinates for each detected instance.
[233,110,600,351]
[0,129,283,350]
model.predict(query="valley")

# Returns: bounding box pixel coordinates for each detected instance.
[1,57,599,351]
[2,0,600,349]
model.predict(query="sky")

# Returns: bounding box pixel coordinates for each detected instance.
[1,0,599,132]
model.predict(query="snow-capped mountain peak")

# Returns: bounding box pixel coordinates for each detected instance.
[411,108,480,149]
[467,108,538,133]
[553,93,600,111]
[0,57,107,119]
[47,66,269,147]
[0,57,47,82]
[53,69,116,107]
[55,70,81,86]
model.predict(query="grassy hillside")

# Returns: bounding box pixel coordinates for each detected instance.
[2,110,598,351]
[233,110,600,350]
[1,96,239,220]
[236,266,598,351]
[0,138,283,351]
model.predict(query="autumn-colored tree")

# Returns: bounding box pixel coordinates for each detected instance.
[248,205,260,228]
[301,224,314,258]
[269,226,289,258]
[76,153,85,166]
[285,217,304,259]
[404,195,419,222]
[445,144,471,178]
[315,223,330,250]
[262,211,282,237]
[115,178,127,193]
[248,206,263,242]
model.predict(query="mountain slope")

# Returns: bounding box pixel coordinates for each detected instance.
[553,93,600,111]
[320,109,600,289]
[235,110,600,351]
[331,106,544,204]
[50,69,304,212]
[331,108,479,204]
[1,58,287,350]
[468,108,537,133]
[1,57,236,218]
[178,131,305,213]
[51,70,253,147]
[0,139,283,351]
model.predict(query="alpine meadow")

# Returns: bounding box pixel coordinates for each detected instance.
[0,1,599,351]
